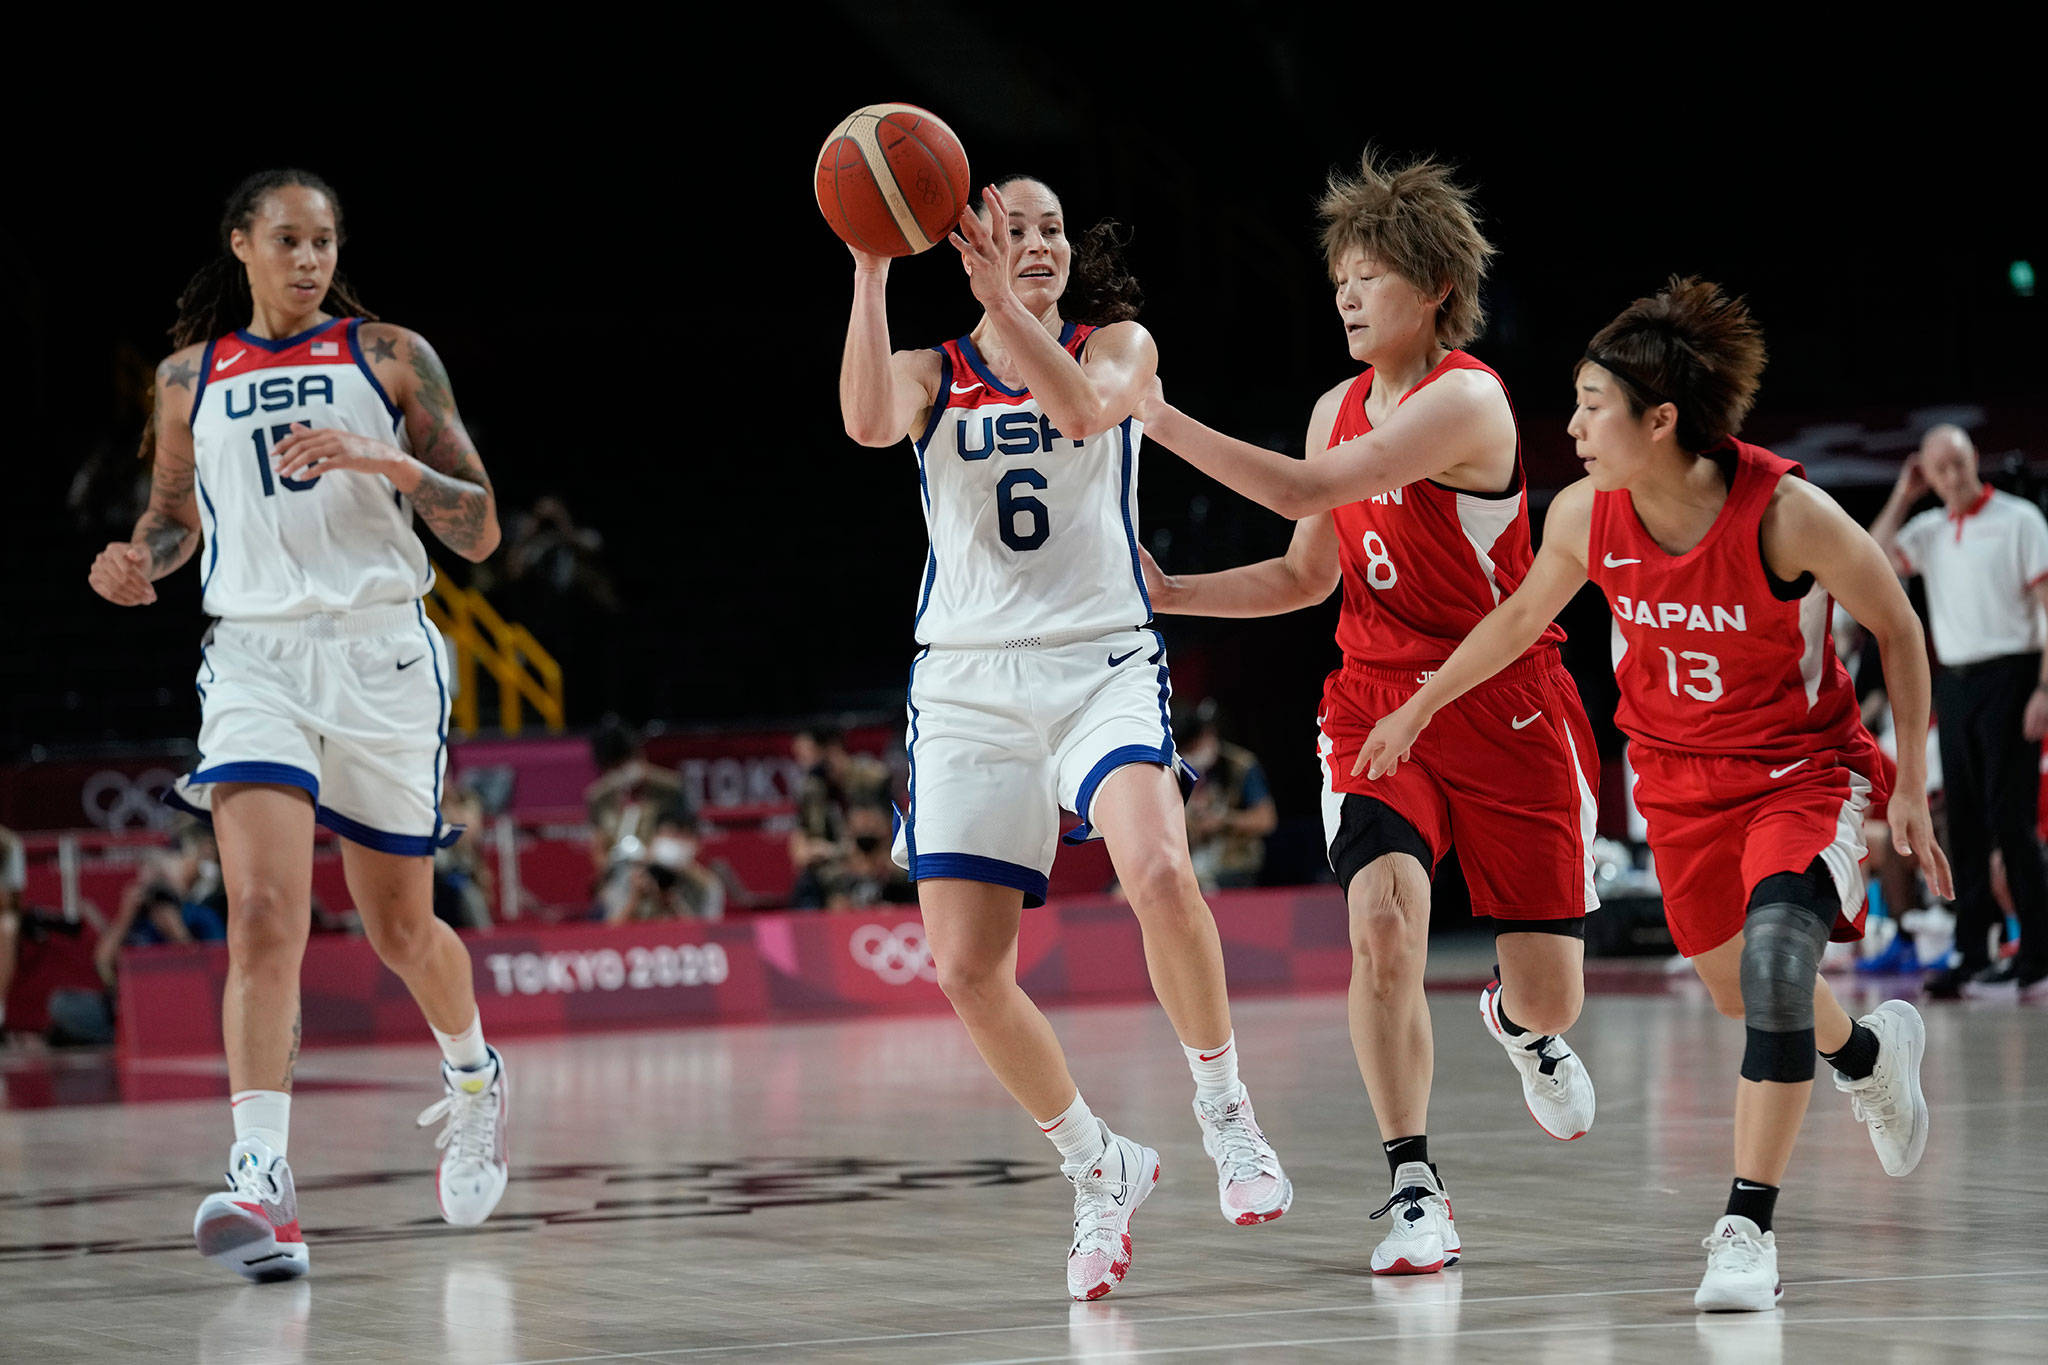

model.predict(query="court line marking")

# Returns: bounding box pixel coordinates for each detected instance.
[959,1313,2048,1364]
[495,1269,2048,1362]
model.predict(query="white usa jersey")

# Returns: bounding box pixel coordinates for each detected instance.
[186,317,432,620]
[911,324,1151,646]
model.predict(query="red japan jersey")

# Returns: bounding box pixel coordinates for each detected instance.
[1329,351,1565,671]
[1588,440,1877,768]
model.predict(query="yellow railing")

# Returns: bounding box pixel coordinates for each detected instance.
[423,565,565,737]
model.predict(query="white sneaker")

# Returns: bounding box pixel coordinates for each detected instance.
[417,1046,509,1226]
[1369,1161,1461,1275]
[1063,1121,1160,1301]
[193,1137,309,1282]
[1694,1214,1781,1311]
[1834,999,1929,1177]
[1194,1084,1293,1225]
[1480,980,1595,1140]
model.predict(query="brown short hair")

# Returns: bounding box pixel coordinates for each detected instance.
[1581,277,1767,452]
[1318,148,1494,349]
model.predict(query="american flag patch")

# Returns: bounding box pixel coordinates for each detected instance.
[311,341,339,357]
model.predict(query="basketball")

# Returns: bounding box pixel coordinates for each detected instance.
[815,103,971,257]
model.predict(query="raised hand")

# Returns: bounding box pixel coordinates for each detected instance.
[1893,453,1929,502]
[947,184,1016,308]
[847,243,891,277]
[88,542,157,606]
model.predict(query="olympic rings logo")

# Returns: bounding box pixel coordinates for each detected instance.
[81,769,180,830]
[849,923,937,986]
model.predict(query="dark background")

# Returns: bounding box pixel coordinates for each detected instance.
[5,16,2040,860]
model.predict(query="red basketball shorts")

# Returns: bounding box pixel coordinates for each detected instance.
[1630,745,1890,957]
[1317,649,1600,922]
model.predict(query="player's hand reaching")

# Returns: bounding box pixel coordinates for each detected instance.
[271,423,417,489]
[948,184,1016,308]
[1887,791,1954,901]
[847,243,890,277]
[88,542,157,606]
[1355,699,1430,780]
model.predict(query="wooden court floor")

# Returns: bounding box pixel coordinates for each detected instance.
[2,970,2044,1363]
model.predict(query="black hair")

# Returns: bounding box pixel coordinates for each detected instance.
[138,169,375,462]
[984,174,1143,325]
[590,717,642,772]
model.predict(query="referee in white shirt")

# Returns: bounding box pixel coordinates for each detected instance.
[1874,424,2048,999]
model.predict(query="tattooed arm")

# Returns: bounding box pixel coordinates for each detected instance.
[270,324,502,561]
[88,348,205,606]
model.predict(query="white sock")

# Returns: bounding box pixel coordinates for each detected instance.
[1037,1091,1107,1167]
[1184,1034,1241,1104]
[230,1090,291,1157]
[432,1012,491,1071]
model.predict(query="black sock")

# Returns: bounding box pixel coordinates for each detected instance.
[1490,971,1530,1038]
[1383,1134,1428,1180]
[1820,1021,1880,1081]
[1725,1178,1779,1232]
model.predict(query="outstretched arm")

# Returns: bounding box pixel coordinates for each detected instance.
[1142,366,1515,520]
[839,248,942,446]
[270,327,501,562]
[88,351,204,606]
[1766,480,1954,898]
[1356,481,1595,779]
[1146,384,1345,618]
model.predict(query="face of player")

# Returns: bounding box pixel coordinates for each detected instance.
[983,180,1070,313]
[1568,364,1674,491]
[1920,433,1981,507]
[230,185,338,327]
[1332,249,1441,365]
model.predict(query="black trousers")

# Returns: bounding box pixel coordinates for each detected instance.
[1933,653,2048,971]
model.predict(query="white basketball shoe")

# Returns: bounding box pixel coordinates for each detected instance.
[417,1046,509,1226]
[1480,980,1595,1140]
[1063,1121,1160,1301]
[193,1137,310,1282]
[1369,1161,1461,1275]
[1833,999,1929,1177]
[1694,1214,1781,1311]
[1194,1085,1293,1225]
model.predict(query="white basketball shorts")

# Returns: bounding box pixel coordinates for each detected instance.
[891,627,1196,906]
[167,602,461,856]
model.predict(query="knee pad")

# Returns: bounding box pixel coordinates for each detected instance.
[1738,897,1830,1082]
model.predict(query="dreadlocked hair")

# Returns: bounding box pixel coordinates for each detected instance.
[138,168,376,460]
[1581,276,1767,453]
[986,175,1143,324]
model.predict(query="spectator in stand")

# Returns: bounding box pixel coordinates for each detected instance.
[1177,703,1279,891]
[0,826,23,1037]
[496,497,622,722]
[433,786,495,932]
[823,803,917,910]
[1872,425,2048,998]
[602,803,725,923]
[94,824,228,989]
[585,718,691,877]
[788,725,893,909]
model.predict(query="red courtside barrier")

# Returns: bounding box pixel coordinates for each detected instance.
[114,887,1353,1059]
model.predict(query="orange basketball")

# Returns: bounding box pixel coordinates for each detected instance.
[815,104,971,258]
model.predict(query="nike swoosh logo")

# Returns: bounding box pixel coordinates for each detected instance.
[396,656,423,670]
[1733,1181,1771,1192]
[950,381,983,395]
[1110,1147,1130,1205]
[214,350,247,371]
[1197,1044,1232,1061]
[1107,648,1141,667]
[1769,759,1810,778]
[1511,712,1541,730]
[1602,554,1641,567]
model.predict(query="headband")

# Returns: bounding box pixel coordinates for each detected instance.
[1583,350,1674,406]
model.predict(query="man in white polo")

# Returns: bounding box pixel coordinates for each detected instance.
[1873,424,2048,999]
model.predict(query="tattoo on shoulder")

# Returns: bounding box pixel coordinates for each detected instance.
[159,356,197,391]
[367,333,398,364]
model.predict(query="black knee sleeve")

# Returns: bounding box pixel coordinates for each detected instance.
[1737,867,1834,1083]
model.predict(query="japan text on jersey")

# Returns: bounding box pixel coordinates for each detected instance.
[186,317,432,620]
[908,323,1151,648]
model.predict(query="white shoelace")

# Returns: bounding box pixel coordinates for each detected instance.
[1069,1163,1141,1257]
[1200,1103,1275,1183]
[1702,1226,1769,1269]
[417,1080,501,1169]
[1845,1067,1902,1131]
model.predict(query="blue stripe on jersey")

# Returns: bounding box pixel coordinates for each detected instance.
[911,350,951,632]
[909,852,1048,908]
[189,760,320,798]
[232,319,337,352]
[317,803,462,856]
[195,472,221,590]
[1117,417,1150,618]
[188,338,217,432]
[414,600,450,845]
[347,319,404,424]
[903,648,927,868]
[956,333,1025,398]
